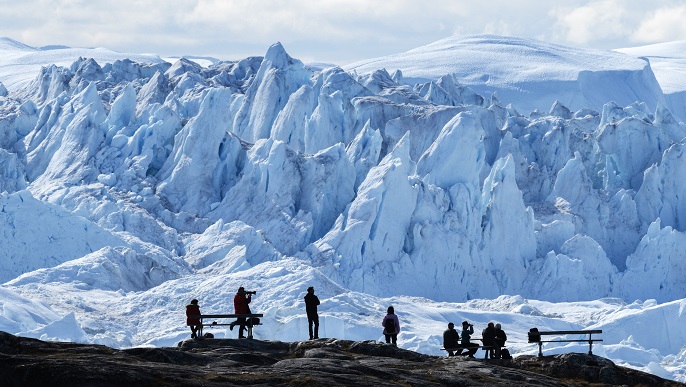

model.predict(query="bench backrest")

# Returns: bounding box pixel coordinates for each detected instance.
[189,314,264,319]
[528,329,602,343]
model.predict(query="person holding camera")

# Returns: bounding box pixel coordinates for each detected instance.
[230,286,253,338]
[460,321,479,358]
[304,286,320,340]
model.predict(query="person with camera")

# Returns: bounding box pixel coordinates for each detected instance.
[304,286,320,340]
[460,321,479,358]
[230,286,255,338]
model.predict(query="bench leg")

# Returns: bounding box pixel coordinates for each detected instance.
[538,342,543,357]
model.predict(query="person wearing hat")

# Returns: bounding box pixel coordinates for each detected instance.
[304,286,321,340]
[443,322,461,356]
[186,299,201,339]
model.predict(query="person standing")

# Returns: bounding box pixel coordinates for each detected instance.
[443,322,461,356]
[185,299,201,339]
[382,306,400,346]
[482,322,496,359]
[460,321,478,358]
[304,286,321,340]
[230,287,252,338]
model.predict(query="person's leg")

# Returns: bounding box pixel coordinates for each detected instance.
[471,344,479,357]
[237,317,246,338]
[385,334,391,343]
[190,325,197,339]
[308,316,314,339]
[391,334,397,346]
[313,315,319,339]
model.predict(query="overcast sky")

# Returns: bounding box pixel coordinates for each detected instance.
[1,0,685,65]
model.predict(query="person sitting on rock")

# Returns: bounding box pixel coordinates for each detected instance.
[443,322,461,356]
[185,299,201,339]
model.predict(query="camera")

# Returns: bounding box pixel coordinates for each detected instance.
[245,291,256,295]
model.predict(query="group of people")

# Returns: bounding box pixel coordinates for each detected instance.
[185,286,321,340]
[443,320,508,358]
[186,288,505,360]
[185,286,258,339]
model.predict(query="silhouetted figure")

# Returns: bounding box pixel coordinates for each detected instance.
[230,287,252,338]
[382,306,400,346]
[443,322,461,356]
[304,286,320,339]
[482,322,496,359]
[494,323,507,359]
[460,321,478,358]
[186,299,201,339]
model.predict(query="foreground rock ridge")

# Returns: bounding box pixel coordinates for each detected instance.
[0,332,680,386]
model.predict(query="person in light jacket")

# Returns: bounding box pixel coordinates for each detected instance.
[382,306,400,346]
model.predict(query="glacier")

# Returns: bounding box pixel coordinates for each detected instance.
[1,34,686,381]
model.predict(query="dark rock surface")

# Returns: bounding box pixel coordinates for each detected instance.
[0,331,682,386]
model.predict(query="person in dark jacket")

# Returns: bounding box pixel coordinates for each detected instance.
[304,286,320,340]
[382,306,400,346]
[460,321,478,357]
[230,287,252,338]
[494,323,507,359]
[443,322,461,356]
[185,299,201,339]
[482,322,496,359]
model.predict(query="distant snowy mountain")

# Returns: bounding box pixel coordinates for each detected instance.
[0,36,165,91]
[616,41,686,123]
[346,35,673,120]
[1,35,686,381]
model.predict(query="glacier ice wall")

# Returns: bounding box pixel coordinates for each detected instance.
[1,43,686,305]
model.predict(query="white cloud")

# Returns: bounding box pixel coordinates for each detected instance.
[0,0,684,64]
[550,0,630,45]
[631,5,686,43]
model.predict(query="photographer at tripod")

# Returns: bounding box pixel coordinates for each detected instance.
[230,286,256,338]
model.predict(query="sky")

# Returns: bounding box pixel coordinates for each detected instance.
[1,0,686,65]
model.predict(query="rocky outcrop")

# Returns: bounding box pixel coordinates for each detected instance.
[0,332,680,386]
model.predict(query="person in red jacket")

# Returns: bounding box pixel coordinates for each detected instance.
[230,287,252,338]
[186,299,201,339]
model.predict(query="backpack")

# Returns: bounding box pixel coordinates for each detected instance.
[385,317,396,334]
[501,348,512,359]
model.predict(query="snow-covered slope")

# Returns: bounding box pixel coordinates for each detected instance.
[616,41,686,123]
[0,37,165,91]
[1,35,686,381]
[346,35,668,120]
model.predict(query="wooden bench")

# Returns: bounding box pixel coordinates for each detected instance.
[528,329,602,357]
[190,314,263,339]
